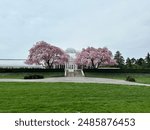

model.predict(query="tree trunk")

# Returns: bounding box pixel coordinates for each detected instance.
[46,60,53,69]
[91,59,96,69]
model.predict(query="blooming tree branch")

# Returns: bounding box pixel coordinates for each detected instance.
[25,41,69,68]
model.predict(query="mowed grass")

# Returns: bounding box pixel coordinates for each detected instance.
[0,72,64,79]
[0,82,150,113]
[85,72,150,84]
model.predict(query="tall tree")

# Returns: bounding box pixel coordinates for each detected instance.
[114,51,125,68]
[75,47,116,69]
[126,58,132,68]
[25,41,69,68]
[145,53,150,68]
[130,58,137,69]
[131,58,136,65]
[136,58,145,67]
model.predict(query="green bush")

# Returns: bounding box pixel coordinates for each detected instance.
[126,76,136,82]
[24,75,44,79]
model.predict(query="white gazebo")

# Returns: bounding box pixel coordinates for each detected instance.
[65,48,78,71]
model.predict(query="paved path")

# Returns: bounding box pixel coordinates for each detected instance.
[0,77,150,86]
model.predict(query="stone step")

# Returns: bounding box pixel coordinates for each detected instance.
[66,70,84,77]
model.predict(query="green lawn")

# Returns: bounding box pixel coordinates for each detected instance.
[85,72,150,84]
[0,72,64,79]
[0,82,150,113]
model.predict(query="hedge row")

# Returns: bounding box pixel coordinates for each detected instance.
[83,69,150,73]
[1,68,150,73]
[0,68,64,73]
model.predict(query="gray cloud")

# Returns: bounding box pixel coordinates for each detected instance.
[0,0,150,59]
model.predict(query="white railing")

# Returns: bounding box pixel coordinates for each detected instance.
[81,69,85,77]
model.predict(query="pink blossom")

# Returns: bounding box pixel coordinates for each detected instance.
[75,47,116,68]
[25,41,69,68]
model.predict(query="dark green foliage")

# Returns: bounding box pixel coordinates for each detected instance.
[126,76,136,82]
[145,53,150,68]
[24,75,44,79]
[0,68,64,73]
[114,51,125,68]
[136,58,146,67]
[83,69,150,73]
[126,58,132,68]
[125,53,150,69]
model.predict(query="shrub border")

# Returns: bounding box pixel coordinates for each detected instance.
[83,69,150,73]
[0,68,64,73]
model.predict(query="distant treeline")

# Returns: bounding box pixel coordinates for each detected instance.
[114,51,150,69]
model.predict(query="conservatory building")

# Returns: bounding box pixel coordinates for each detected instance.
[65,48,78,71]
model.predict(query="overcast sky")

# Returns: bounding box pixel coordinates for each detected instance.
[0,0,150,59]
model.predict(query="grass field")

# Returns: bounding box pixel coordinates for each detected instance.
[0,82,150,113]
[85,72,150,84]
[0,72,64,79]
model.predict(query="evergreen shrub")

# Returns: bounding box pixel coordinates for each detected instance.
[126,76,136,82]
[24,74,44,79]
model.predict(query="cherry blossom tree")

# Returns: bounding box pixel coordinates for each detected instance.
[25,41,69,68]
[75,47,116,69]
